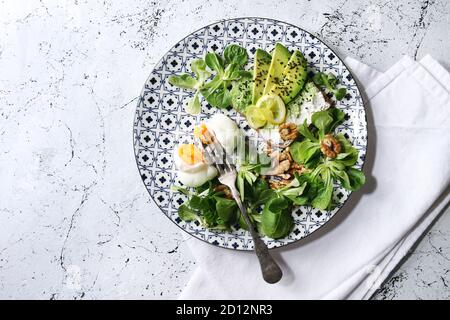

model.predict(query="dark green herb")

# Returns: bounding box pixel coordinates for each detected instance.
[312,72,347,101]
[260,196,294,239]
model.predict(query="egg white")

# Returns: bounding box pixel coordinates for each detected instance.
[174,144,218,187]
[177,165,218,187]
[173,147,207,173]
[205,114,240,154]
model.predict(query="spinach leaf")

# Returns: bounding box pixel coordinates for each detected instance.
[298,120,318,142]
[267,196,289,212]
[271,175,308,205]
[252,189,276,207]
[327,108,346,132]
[201,84,232,109]
[334,87,347,101]
[253,177,269,196]
[238,211,250,230]
[293,173,322,205]
[189,195,214,212]
[202,45,250,109]
[277,182,308,205]
[237,174,245,202]
[290,140,321,166]
[244,177,269,205]
[343,167,366,191]
[311,169,333,210]
[178,204,200,222]
[205,52,225,74]
[261,196,294,239]
[238,209,262,231]
[171,185,192,196]
[335,134,358,166]
[215,197,238,225]
[311,110,334,137]
[202,208,219,227]
[224,44,248,66]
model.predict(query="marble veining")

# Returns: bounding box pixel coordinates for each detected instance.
[0,0,448,299]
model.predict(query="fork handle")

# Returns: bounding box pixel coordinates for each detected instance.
[229,187,283,284]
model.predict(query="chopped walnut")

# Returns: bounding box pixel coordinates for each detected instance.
[269,148,291,162]
[320,134,342,158]
[276,173,292,180]
[265,159,291,176]
[268,176,292,189]
[289,162,306,176]
[214,184,233,199]
[280,147,292,162]
[279,123,298,141]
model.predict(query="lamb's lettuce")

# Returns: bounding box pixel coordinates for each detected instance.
[313,72,347,101]
[168,59,210,114]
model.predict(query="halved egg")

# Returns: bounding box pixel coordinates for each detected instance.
[174,143,217,187]
[194,114,240,154]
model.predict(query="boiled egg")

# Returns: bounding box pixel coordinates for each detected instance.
[174,143,217,187]
[204,114,240,154]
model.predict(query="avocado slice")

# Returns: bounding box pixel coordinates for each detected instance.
[252,49,272,105]
[263,43,291,95]
[270,50,308,104]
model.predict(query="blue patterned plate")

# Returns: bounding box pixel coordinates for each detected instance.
[133,18,367,250]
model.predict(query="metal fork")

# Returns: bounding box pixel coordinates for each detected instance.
[201,131,283,284]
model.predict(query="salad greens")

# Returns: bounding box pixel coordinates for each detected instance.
[168,59,211,114]
[168,44,251,113]
[260,196,293,239]
[172,181,239,230]
[289,108,365,210]
[312,72,347,101]
[201,48,252,109]
[170,42,366,240]
[230,75,253,113]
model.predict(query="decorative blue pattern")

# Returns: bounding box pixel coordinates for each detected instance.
[133,18,367,250]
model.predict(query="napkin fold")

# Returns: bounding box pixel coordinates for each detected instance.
[179,55,450,300]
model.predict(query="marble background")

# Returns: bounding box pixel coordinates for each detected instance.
[0,0,448,299]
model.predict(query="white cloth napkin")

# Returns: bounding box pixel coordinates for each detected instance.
[179,55,450,300]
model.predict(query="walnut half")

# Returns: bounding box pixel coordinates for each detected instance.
[289,162,306,176]
[320,134,342,158]
[264,159,291,176]
[214,184,233,199]
[279,123,298,141]
[268,176,292,189]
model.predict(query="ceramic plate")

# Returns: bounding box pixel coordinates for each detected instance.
[133,17,367,250]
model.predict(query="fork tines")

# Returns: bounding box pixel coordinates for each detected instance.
[198,130,234,175]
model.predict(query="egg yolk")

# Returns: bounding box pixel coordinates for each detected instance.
[194,124,207,138]
[178,144,203,165]
[194,123,213,145]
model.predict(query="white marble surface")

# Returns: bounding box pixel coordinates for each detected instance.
[0,0,448,299]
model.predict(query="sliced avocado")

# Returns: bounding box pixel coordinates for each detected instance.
[263,43,291,95]
[270,50,307,104]
[252,49,272,105]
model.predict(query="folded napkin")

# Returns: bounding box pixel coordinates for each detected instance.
[179,55,450,300]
